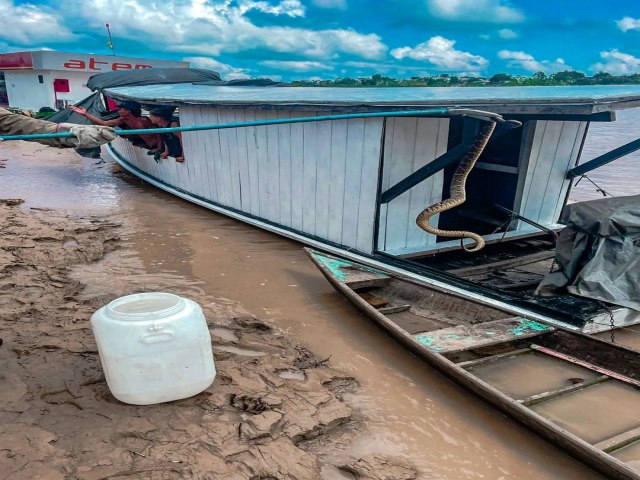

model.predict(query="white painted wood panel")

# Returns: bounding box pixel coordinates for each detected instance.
[518,120,586,226]
[111,106,385,253]
[327,117,348,245]
[314,117,333,240]
[277,110,292,226]
[341,119,365,246]
[356,118,385,252]
[235,109,251,212]
[244,110,262,217]
[302,113,318,234]
[265,109,281,223]
[378,117,450,252]
[289,115,305,231]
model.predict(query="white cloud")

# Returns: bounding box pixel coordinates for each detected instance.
[616,16,640,32]
[183,56,251,80]
[427,0,524,23]
[0,0,77,45]
[498,28,518,39]
[260,60,333,71]
[590,49,640,74]
[237,0,304,16]
[312,0,347,8]
[498,50,569,73]
[64,0,385,60]
[391,36,488,71]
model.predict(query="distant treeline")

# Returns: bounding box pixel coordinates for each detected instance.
[288,71,640,87]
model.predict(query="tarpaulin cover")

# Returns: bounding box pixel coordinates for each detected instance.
[46,92,112,124]
[86,68,221,91]
[536,194,640,310]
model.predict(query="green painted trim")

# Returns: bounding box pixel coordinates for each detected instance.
[311,251,386,282]
[415,318,554,352]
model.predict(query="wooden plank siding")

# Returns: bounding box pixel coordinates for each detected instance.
[515,120,587,227]
[377,117,450,252]
[111,106,384,253]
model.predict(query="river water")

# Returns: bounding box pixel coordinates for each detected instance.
[4,107,640,479]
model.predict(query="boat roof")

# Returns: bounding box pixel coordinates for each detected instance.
[103,84,640,115]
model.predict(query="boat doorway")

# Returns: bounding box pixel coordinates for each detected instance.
[436,116,525,239]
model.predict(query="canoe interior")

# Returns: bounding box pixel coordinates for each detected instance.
[310,249,640,477]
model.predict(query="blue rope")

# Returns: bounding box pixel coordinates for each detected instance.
[0,108,450,142]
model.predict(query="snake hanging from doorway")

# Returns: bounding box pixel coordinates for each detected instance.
[416,120,496,253]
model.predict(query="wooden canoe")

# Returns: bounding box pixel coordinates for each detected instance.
[306,247,640,480]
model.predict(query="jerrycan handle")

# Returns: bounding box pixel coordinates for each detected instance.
[140,324,175,344]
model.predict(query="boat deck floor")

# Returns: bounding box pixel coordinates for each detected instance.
[406,235,614,321]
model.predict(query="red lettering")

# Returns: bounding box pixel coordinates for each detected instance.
[63,59,85,69]
[112,63,132,71]
[89,57,109,70]
[134,64,152,69]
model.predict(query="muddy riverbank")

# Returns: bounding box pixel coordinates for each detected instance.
[0,198,418,480]
[0,141,603,479]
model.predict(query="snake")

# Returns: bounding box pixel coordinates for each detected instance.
[416,120,496,253]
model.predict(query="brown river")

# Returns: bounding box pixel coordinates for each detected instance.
[3,108,640,479]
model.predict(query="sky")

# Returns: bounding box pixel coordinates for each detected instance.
[2,0,640,81]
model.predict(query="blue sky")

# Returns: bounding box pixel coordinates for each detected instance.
[2,0,640,81]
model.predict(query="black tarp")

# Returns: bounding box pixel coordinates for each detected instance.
[46,92,112,124]
[536,195,640,310]
[86,68,221,91]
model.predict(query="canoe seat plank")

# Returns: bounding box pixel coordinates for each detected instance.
[344,269,392,289]
[359,292,389,309]
[378,305,411,314]
[594,425,640,453]
[519,375,610,407]
[415,318,555,354]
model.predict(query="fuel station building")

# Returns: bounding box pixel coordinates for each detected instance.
[0,51,188,110]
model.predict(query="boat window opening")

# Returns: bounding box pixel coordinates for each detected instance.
[437,117,525,239]
[38,75,44,84]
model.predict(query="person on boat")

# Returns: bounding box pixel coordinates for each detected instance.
[70,100,161,154]
[0,107,116,148]
[148,106,184,163]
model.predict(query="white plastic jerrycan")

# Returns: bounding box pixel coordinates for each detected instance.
[90,292,216,405]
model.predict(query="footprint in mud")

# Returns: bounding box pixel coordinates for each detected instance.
[230,393,282,413]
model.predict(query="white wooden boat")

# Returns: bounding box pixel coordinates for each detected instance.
[99,78,640,332]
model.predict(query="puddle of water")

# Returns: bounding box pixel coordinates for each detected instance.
[210,327,239,343]
[278,369,306,381]
[63,238,80,247]
[468,352,600,399]
[320,464,356,480]
[0,141,607,479]
[531,381,640,445]
[214,345,267,357]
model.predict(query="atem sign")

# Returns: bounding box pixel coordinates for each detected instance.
[0,51,189,73]
[63,57,152,71]
[37,52,188,72]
